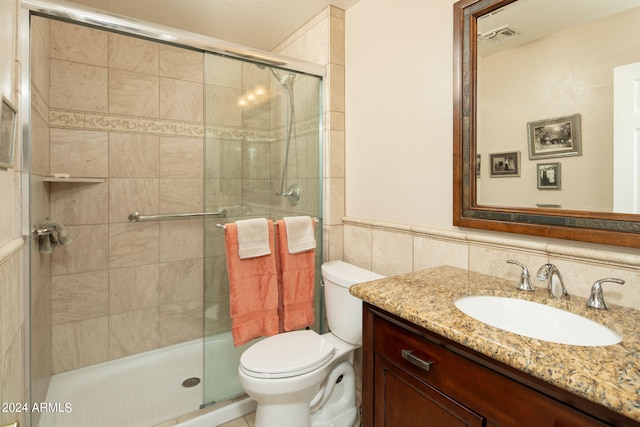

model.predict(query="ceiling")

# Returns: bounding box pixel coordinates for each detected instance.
[477,0,640,56]
[65,0,358,51]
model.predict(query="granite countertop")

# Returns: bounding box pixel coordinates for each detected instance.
[349,265,640,422]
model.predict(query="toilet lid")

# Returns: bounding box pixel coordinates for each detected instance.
[240,330,335,378]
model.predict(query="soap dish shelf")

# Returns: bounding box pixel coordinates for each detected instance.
[43,177,106,183]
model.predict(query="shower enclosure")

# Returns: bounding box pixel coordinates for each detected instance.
[24,2,323,426]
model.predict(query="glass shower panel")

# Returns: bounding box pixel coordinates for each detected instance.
[203,52,323,406]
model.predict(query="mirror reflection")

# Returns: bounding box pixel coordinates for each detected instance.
[475,0,640,214]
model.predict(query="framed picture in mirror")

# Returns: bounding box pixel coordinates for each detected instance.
[489,151,520,177]
[527,114,582,160]
[0,96,17,169]
[537,162,561,190]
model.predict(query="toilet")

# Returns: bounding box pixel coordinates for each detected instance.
[238,260,384,427]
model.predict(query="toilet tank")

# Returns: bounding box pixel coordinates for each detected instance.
[321,261,384,345]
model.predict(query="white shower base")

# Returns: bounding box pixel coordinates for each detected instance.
[39,333,255,427]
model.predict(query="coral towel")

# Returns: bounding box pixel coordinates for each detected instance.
[225,220,279,346]
[276,218,315,331]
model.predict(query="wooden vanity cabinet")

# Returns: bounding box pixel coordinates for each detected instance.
[362,303,638,427]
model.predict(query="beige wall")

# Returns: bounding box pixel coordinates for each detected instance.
[344,0,640,308]
[345,0,453,230]
[477,7,640,210]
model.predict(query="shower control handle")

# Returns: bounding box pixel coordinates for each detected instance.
[276,184,300,205]
[401,349,433,372]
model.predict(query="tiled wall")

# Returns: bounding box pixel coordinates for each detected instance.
[343,217,640,309]
[0,1,26,426]
[273,6,346,262]
[5,4,341,424]
[46,20,205,373]
[202,54,323,338]
[0,240,25,427]
[44,16,326,374]
[30,16,53,423]
[271,5,355,392]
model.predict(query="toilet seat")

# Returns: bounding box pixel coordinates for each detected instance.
[240,330,335,379]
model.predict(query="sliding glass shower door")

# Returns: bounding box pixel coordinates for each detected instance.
[202,52,323,405]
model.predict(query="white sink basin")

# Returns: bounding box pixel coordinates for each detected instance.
[454,296,622,346]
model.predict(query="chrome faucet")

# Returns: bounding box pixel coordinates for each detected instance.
[536,264,569,300]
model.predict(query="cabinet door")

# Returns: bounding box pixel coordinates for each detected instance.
[374,314,614,426]
[374,355,484,427]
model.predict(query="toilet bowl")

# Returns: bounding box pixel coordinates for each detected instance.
[238,261,384,427]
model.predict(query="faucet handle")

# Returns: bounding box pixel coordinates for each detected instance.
[586,278,625,310]
[506,260,534,291]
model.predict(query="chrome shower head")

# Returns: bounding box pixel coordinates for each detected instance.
[267,67,295,88]
[280,72,295,87]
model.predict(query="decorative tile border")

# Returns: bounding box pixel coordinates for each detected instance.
[205,126,271,141]
[85,113,137,132]
[138,118,185,135]
[184,123,205,137]
[50,110,84,129]
[49,107,320,142]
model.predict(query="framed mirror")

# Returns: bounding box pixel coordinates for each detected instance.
[453,0,640,248]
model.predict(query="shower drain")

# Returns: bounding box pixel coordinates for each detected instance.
[182,377,201,388]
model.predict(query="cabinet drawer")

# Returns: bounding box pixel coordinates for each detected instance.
[375,355,484,427]
[373,314,608,426]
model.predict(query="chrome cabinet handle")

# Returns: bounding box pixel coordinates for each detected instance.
[401,349,434,372]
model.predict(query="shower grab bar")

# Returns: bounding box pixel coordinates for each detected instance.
[129,209,227,223]
[215,217,319,230]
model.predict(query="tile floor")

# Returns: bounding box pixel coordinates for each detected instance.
[219,411,256,427]
[219,402,362,427]
[155,382,361,426]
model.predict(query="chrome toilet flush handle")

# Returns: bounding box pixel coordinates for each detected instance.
[506,260,534,291]
[586,278,625,310]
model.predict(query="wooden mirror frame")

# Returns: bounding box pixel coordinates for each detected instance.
[453,0,640,249]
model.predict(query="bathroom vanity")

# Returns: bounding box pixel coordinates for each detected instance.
[350,266,640,426]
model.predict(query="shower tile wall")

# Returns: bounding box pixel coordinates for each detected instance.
[273,6,346,261]
[203,54,249,337]
[30,16,53,423]
[202,54,322,338]
[46,19,205,373]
